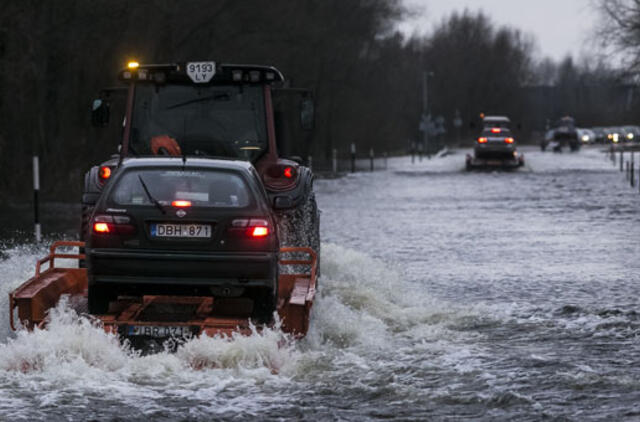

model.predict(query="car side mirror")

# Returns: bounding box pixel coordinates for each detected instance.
[274,196,294,209]
[300,97,314,131]
[91,99,110,127]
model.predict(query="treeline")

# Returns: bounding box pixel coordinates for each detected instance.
[0,2,634,200]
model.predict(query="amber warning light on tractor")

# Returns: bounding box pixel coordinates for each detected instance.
[127,61,139,69]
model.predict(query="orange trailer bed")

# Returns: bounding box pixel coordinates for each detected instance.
[9,241,317,339]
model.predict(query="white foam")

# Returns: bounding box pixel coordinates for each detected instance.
[0,241,491,418]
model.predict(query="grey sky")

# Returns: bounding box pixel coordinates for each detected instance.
[399,0,599,61]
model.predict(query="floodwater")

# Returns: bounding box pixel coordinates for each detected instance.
[1,146,640,420]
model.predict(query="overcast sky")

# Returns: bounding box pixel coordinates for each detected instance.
[399,0,600,61]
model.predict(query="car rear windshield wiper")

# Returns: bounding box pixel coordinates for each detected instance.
[138,175,166,215]
[166,93,230,110]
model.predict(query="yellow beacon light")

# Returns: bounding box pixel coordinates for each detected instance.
[127,61,139,69]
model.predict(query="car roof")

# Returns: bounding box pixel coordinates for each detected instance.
[119,157,254,173]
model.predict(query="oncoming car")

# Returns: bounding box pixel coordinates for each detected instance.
[466,126,524,170]
[86,157,280,323]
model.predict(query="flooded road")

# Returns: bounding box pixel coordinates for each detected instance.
[1,146,640,420]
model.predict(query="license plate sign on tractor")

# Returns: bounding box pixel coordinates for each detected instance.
[127,325,194,339]
[151,223,211,238]
[186,61,216,83]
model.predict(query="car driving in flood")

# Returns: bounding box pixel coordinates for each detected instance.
[86,157,280,324]
[466,126,524,170]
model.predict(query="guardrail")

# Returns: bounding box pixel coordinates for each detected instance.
[305,146,390,175]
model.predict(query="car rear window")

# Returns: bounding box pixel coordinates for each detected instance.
[110,168,253,208]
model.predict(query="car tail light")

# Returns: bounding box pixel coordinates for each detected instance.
[477,137,488,144]
[98,166,112,183]
[93,222,110,233]
[230,218,271,238]
[504,137,514,144]
[491,127,501,134]
[251,226,269,237]
[92,214,136,235]
[172,200,191,207]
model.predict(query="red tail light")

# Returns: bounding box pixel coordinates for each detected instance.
[251,226,269,237]
[230,218,271,238]
[172,200,191,207]
[283,166,294,178]
[98,166,112,182]
[93,222,110,233]
[504,137,514,144]
[491,127,501,134]
[477,137,488,144]
[92,215,136,235]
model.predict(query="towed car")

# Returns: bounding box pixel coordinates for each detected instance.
[86,157,280,323]
[466,127,524,170]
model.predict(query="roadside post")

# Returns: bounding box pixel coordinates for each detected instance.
[350,143,356,173]
[626,161,630,181]
[620,150,624,172]
[308,155,313,172]
[384,152,388,170]
[453,110,462,145]
[332,149,338,174]
[33,156,41,242]
[632,152,635,187]
[369,148,374,171]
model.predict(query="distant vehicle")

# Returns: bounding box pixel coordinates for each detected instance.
[86,157,281,323]
[591,127,607,144]
[605,127,622,144]
[550,117,580,152]
[621,126,640,142]
[466,126,524,170]
[577,128,595,144]
[482,115,511,129]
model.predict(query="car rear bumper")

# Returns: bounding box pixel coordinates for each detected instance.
[467,152,523,169]
[87,248,278,287]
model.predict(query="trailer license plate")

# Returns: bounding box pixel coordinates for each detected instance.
[127,325,193,339]
[151,223,211,238]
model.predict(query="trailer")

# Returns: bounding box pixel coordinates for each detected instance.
[9,241,317,343]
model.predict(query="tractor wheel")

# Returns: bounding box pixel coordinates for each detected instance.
[276,192,321,279]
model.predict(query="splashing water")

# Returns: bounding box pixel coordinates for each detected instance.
[0,240,485,420]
